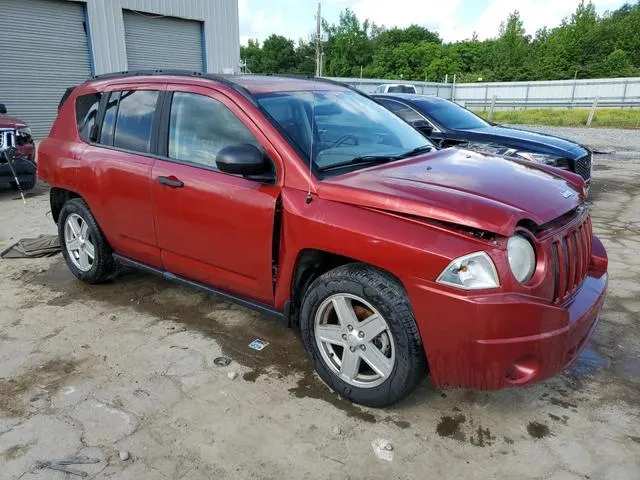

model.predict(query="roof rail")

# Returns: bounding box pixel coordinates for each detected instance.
[89,69,257,105]
[261,73,369,96]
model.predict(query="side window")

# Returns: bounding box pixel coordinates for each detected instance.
[76,92,102,142]
[100,91,120,146]
[168,92,258,169]
[113,90,159,153]
[378,99,425,125]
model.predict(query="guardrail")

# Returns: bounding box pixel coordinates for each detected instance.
[327,76,640,110]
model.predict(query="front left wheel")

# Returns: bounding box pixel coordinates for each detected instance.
[300,263,427,407]
[58,198,115,284]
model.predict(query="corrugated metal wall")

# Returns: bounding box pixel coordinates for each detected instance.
[0,0,91,137]
[85,0,239,75]
[123,11,204,71]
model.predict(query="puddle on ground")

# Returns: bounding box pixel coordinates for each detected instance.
[469,426,495,447]
[436,414,466,442]
[0,442,33,461]
[526,421,550,439]
[588,175,640,202]
[568,345,609,377]
[22,261,384,422]
[0,358,80,417]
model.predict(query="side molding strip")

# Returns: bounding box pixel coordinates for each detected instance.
[113,253,284,320]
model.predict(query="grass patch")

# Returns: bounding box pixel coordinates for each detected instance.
[475,108,640,129]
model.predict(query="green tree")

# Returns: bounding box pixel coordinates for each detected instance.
[322,9,374,77]
[294,41,316,76]
[239,2,640,81]
[601,49,638,77]
[491,11,531,81]
[261,35,297,73]
[240,39,264,73]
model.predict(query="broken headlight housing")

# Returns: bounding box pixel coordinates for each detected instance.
[436,252,500,290]
[512,151,569,169]
[15,127,33,146]
[464,143,569,170]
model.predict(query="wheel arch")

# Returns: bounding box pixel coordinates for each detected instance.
[50,187,81,224]
[288,248,406,328]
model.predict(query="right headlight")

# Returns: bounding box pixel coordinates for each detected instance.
[507,235,536,284]
[436,252,500,290]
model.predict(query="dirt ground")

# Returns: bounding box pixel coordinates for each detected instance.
[1,127,639,479]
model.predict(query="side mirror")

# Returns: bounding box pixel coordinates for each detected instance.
[0,104,7,114]
[413,121,433,137]
[217,144,273,180]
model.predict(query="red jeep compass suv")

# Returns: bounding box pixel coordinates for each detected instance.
[38,72,608,407]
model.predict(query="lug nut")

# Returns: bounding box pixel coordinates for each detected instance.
[358,331,364,338]
[347,325,353,331]
[360,345,366,351]
[342,334,347,340]
[350,346,356,352]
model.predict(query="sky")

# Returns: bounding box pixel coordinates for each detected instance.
[239,0,628,45]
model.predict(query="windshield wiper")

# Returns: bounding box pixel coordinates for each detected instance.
[317,145,434,173]
[317,155,396,172]
[394,145,434,159]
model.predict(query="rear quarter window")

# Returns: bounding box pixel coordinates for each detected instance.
[113,90,160,153]
[75,92,102,142]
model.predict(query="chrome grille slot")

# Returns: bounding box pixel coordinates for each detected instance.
[552,214,592,302]
[575,153,592,181]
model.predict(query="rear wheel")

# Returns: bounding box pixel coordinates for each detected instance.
[58,198,115,283]
[300,264,426,407]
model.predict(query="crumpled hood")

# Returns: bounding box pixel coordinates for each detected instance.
[318,148,585,236]
[0,114,26,129]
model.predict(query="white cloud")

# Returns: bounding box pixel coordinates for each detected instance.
[469,0,624,40]
[352,0,463,30]
[239,0,291,45]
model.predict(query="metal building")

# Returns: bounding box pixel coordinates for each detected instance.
[0,0,240,137]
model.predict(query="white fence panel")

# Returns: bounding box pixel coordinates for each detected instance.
[328,76,640,109]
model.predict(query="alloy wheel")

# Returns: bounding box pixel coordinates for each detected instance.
[64,213,96,272]
[314,293,395,388]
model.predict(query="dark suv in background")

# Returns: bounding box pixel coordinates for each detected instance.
[373,94,592,186]
[0,103,36,191]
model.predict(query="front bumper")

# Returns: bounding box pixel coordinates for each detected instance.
[0,149,36,183]
[406,241,608,390]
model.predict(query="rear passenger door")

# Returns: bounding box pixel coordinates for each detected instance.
[151,85,281,304]
[77,84,165,268]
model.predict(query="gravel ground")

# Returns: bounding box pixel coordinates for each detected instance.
[0,129,639,479]
[513,125,640,156]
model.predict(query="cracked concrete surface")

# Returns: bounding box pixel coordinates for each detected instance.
[0,127,639,479]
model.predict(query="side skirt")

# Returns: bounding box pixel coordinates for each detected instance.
[112,253,285,320]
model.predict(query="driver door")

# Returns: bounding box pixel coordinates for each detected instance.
[151,85,281,304]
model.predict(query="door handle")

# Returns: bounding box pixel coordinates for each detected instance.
[158,176,184,188]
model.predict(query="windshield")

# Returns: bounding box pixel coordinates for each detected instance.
[418,100,489,130]
[257,90,433,173]
[387,85,415,93]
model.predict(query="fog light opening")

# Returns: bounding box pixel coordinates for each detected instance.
[505,356,539,385]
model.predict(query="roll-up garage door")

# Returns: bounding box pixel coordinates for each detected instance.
[123,11,204,72]
[0,0,91,137]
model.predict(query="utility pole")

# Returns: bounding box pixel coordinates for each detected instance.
[314,2,322,77]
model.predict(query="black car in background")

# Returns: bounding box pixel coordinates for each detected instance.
[372,94,592,184]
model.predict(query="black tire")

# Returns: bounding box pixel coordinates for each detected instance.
[58,198,115,284]
[11,176,36,191]
[300,263,426,407]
